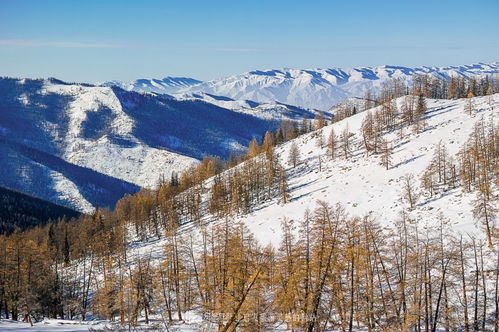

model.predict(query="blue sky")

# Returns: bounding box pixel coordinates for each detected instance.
[1,0,498,82]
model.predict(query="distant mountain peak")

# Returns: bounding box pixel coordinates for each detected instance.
[104,62,499,110]
[101,76,202,94]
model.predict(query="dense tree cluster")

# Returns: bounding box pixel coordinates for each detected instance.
[0,186,80,234]
[0,129,293,325]
[1,199,497,331]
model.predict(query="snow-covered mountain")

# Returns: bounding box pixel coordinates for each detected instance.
[0,78,315,212]
[104,62,499,110]
[1,91,496,331]
[102,76,202,94]
[188,63,499,111]
[174,91,322,121]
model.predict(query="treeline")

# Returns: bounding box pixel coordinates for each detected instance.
[377,74,499,102]
[332,74,499,122]
[0,186,80,234]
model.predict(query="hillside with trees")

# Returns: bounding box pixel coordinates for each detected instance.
[0,73,498,331]
[0,186,80,234]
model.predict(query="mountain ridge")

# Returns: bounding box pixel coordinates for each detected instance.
[0,77,315,212]
[102,62,499,110]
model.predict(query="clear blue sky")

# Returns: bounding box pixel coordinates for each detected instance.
[1,0,498,82]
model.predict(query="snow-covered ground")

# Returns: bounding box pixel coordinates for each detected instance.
[0,319,108,332]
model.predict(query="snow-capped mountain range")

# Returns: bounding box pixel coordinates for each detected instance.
[0,78,316,212]
[103,77,202,95]
[103,62,499,110]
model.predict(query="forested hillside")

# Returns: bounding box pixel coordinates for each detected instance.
[0,186,80,234]
[0,73,498,331]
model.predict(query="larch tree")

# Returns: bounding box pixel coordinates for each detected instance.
[278,166,291,204]
[472,190,497,248]
[361,111,375,155]
[288,141,301,168]
[341,125,352,159]
[327,128,337,159]
[415,94,427,116]
[380,138,393,170]
[464,92,475,116]
[247,137,260,159]
[315,129,325,149]
[314,112,327,130]
[402,174,419,210]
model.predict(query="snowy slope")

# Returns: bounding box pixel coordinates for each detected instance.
[173,91,323,121]
[0,78,316,212]
[238,96,497,245]
[124,94,498,263]
[95,94,497,332]
[105,63,499,111]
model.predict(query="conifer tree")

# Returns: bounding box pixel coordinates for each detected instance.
[341,125,352,159]
[381,138,393,170]
[464,93,475,116]
[472,190,496,248]
[315,129,325,149]
[314,112,326,130]
[402,174,419,209]
[301,115,311,135]
[278,166,290,204]
[261,131,274,154]
[247,137,260,159]
[288,141,300,168]
[327,128,337,159]
[361,111,375,155]
[415,94,427,121]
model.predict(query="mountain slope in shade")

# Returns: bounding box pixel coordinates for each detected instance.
[105,62,499,110]
[0,78,315,212]
[0,185,81,234]
[173,91,322,121]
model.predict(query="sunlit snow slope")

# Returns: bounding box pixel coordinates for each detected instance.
[126,94,498,263]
